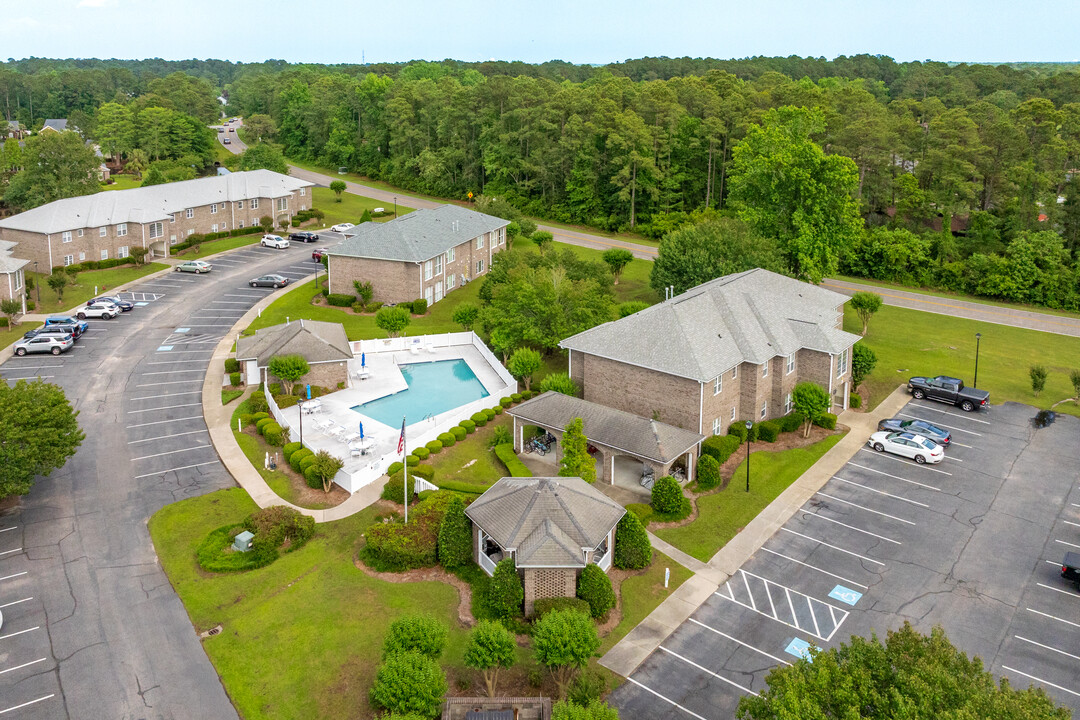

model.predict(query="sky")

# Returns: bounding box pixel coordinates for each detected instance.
[2,0,1078,66]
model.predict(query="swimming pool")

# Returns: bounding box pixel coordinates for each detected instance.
[351,359,490,427]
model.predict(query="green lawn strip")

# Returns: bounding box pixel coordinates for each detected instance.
[428,417,511,489]
[848,304,1080,418]
[221,389,243,405]
[599,551,693,655]
[834,274,1080,321]
[310,187,413,228]
[0,322,42,349]
[656,435,843,563]
[28,263,169,315]
[175,233,262,260]
[99,175,141,192]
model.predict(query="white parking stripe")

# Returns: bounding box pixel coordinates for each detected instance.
[625,677,711,719]
[128,429,208,444]
[0,657,46,676]
[1027,607,1080,629]
[898,412,983,436]
[687,618,792,665]
[800,511,902,544]
[210,301,253,304]
[146,360,209,365]
[658,646,758,697]
[141,370,204,376]
[0,625,38,640]
[131,445,212,461]
[1037,582,1079,598]
[1001,666,1080,699]
[0,694,55,715]
[1055,539,1080,550]
[832,476,929,507]
[780,528,886,566]
[816,491,916,525]
[947,441,973,448]
[224,293,264,298]
[0,572,28,583]
[0,527,15,533]
[0,597,32,609]
[126,416,203,428]
[858,448,952,476]
[133,460,220,479]
[131,391,202,401]
[0,548,22,556]
[907,403,991,425]
[127,403,202,414]
[845,462,943,491]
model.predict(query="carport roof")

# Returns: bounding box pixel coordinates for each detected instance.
[508,391,704,464]
[235,319,353,367]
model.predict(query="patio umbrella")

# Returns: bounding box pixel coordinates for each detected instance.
[264,452,269,469]
[358,422,364,441]
[361,352,366,368]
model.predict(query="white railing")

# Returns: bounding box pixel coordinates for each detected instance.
[595,547,613,572]
[470,332,517,387]
[352,331,476,356]
[478,552,497,576]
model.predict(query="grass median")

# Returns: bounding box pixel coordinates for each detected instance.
[28,262,169,315]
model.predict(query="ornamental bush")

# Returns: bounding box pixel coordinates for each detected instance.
[696,454,721,490]
[256,417,274,433]
[276,394,299,409]
[229,372,242,387]
[651,475,683,515]
[460,420,476,434]
[511,393,523,402]
[482,407,497,420]
[326,293,356,307]
[425,440,443,454]
[437,495,472,569]
[576,564,616,619]
[411,298,428,315]
[289,448,313,472]
[700,434,741,465]
[263,422,288,447]
[451,426,467,441]
[494,443,532,477]
[614,512,652,569]
[224,358,240,373]
[300,455,317,473]
[815,412,838,430]
[470,412,488,427]
[779,411,805,433]
[728,421,758,442]
[282,442,302,461]
[365,491,455,570]
[492,405,503,415]
[242,505,315,562]
[387,461,404,475]
[369,651,448,718]
[438,432,456,448]
[303,465,322,488]
[534,597,592,618]
[382,464,436,504]
[849,393,862,409]
[488,558,524,619]
[382,614,448,659]
[500,396,514,408]
[758,420,781,443]
[413,446,431,460]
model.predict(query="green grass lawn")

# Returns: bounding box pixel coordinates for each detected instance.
[848,304,1080,417]
[99,174,141,192]
[175,233,262,260]
[311,187,413,228]
[547,242,659,305]
[28,263,169,315]
[427,416,512,490]
[0,321,42,350]
[599,551,693,654]
[656,435,843,562]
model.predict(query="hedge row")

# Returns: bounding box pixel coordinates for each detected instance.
[364,492,456,570]
[494,443,532,477]
[50,256,136,274]
[172,225,261,253]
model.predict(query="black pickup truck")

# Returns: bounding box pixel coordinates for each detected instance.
[907,375,990,412]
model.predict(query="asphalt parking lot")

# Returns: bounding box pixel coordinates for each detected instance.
[0,237,338,718]
[612,399,1080,719]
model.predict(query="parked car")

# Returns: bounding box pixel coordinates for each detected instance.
[223,138,231,145]
[23,326,75,342]
[907,375,989,412]
[330,222,354,233]
[1062,552,1080,589]
[229,127,235,132]
[312,247,330,262]
[876,418,951,447]
[176,260,213,273]
[249,274,290,288]
[867,431,945,464]
[289,231,319,243]
[76,302,120,320]
[43,316,88,337]
[88,296,134,312]
[261,234,289,249]
[14,335,73,356]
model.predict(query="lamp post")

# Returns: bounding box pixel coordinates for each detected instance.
[745,420,753,493]
[393,197,397,218]
[973,333,982,388]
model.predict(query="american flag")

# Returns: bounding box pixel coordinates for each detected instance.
[397,418,406,455]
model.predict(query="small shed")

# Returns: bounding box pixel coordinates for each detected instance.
[232,531,255,552]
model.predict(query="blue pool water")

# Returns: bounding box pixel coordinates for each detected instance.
[351,359,489,427]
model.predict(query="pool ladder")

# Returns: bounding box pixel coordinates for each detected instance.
[422,413,436,424]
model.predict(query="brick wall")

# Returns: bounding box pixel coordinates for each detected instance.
[266,360,348,392]
[580,353,702,433]
[523,567,578,616]
[797,349,833,398]
[327,255,420,304]
[700,363,741,436]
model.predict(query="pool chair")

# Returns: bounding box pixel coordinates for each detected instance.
[327,425,348,442]
[313,418,334,434]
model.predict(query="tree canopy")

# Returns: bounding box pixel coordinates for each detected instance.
[0,379,85,499]
[650,217,786,295]
[4,131,101,209]
[239,142,288,174]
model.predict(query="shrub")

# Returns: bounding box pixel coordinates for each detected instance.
[425,440,443,454]
[627,503,653,524]
[483,407,497,420]
[576,564,615,619]
[460,420,476,434]
[276,394,299,409]
[437,432,456,448]
[779,411,805,433]
[351,303,365,313]
[494,443,532,477]
[382,464,435,504]
[651,475,683,515]
[815,412,838,430]
[451,426,467,441]
[229,371,242,387]
[437,495,472,569]
[614,512,652,569]
[618,300,651,318]
[382,614,448,659]
[241,505,315,563]
[500,396,514,408]
[300,455,317,473]
[413,446,431,460]
[326,293,356,307]
[511,393,523,402]
[538,372,579,397]
[240,413,254,426]
[365,491,455,570]
[492,405,503,415]
[728,421,757,442]
[367,300,384,312]
[849,393,862,409]
[289,448,313,472]
[758,420,781,443]
[256,417,275,433]
[701,434,741,465]
[397,300,413,313]
[696,454,721,490]
[566,676,612,711]
[491,425,513,447]
[224,358,240,373]
[263,422,288,447]
[303,465,322,488]
[521,390,535,399]
[488,558,524,619]
[406,453,420,467]
[369,651,447,718]
[534,597,592,618]
[282,442,302,462]
[196,525,273,572]
[248,393,269,414]
[387,461,404,475]
[470,412,488,427]
[250,411,270,424]
[411,298,427,315]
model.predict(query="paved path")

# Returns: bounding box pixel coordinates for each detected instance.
[824,277,1080,338]
[601,385,913,678]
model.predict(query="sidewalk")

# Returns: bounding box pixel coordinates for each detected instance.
[600,385,913,677]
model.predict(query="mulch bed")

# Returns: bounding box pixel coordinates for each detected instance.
[240,427,350,508]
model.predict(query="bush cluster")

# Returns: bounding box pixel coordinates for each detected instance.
[576,564,616,619]
[382,614,448,659]
[511,393,523,402]
[243,505,316,558]
[224,358,240,373]
[49,256,134,273]
[470,412,488,427]
[757,420,781,442]
[494,443,532,477]
[365,491,455,570]
[727,421,756,442]
[381,464,435,504]
[411,298,427,315]
[779,411,805,433]
[229,371,242,387]
[289,447,314,472]
[695,454,721,490]
[196,525,272,572]
[815,412,838,430]
[326,293,356,307]
[701,434,741,465]
[533,597,592,618]
[613,512,652,569]
[290,208,325,226]
[650,475,683,515]
[437,432,456,448]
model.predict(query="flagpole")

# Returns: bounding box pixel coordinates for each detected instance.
[402,416,408,525]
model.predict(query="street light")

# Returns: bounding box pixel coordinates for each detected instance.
[745,420,753,493]
[393,197,397,218]
[974,333,982,388]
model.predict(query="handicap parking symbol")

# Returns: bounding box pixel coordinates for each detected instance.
[828,585,863,606]
[785,637,813,661]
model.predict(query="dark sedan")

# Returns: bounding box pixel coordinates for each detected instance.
[876,417,951,447]
[89,295,134,312]
[290,231,319,243]
[249,274,290,289]
[24,326,76,342]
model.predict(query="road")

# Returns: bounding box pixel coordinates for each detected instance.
[0,238,336,718]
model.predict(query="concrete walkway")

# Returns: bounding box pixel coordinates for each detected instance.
[600,384,913,677]
[824,277,1080,338]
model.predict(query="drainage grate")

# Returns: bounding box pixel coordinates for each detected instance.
[200,624,223,638]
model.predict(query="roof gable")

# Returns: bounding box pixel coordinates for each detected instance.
[334,204,509,263]
[235,320,352,367]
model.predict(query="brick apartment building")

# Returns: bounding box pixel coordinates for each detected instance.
[0,169,314,271]
[327,204,509,305]
[0,240,28,314]
[559,268,860,436]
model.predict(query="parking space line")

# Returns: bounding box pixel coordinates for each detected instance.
[906,403,991,425]
[0,597,32,609]
[146,360,209,365]
[1037,582,1080,598]
[0,572,28,583]
[1001,666,1080,700]
[816,491,916,525]
[0,526,15,532]
[224,293,264,298]
[857,449,952,476]
[687,619,792,665]
[658,646,758,698]
[0,694,55,715]
[800,511,902,544]
[128,429,208,444]
[948,441,973,448]
[0,657,46,676]
[1014,635,1080,661]
[127,403,202,414]
[130,445,212,461]
[126,416,203,428]
[806,596,822,637]
[742,571,757,612]
[1065,521,1080,528]
[210,301,253,304]
[832,477,929,507]
[1055,539,1080,550]
[141,370,204,376]
[0,626,39,640]
[0,548,22,556]
[1027,607,1080,629]
[133,460,220,479]
[759,548,869,589]
[846,462,943,491]
[897,412,983,436]
[780,528,886,566]
[130,391,202,401]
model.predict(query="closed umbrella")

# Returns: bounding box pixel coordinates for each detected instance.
[361,352,366,368]
[358,422,364,441]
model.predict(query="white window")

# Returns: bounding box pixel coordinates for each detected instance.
[498,228,504,245]
[760,401,767,420]
[435,281,443,302]
[424,260,433,281]
[170,236,177,245]
[210,203,218,214]
[424,285,433,305]
[77,228,84,238]
[100,249,108,260]
[300,205,306,211]
[185,207,194,219]
[713,375,722,395]
[477,234,484,249]
[762,362,768,378]
[63,254,74,266]
[149,222,163,239]
[169,213,175,224]
[300,188,306,196]
[786,353,795,374]
[118,246,128,258]
[78,252,85,261]
[237,200,244,210]
[837,348,849,377]
[446,272,455,290]
[276,197,287,212]
[187,229,195,237]
[211,224,218,233]
[13,269,22,291]
[99,226,106,237]
[116,223,127,237]
[238,220,245,229]
[476,259,484,274]
[62,231,72,243]
[732,365,738,380]
[730,406,736,422]
[785,392,793,414]
[447,247,455,262]
[251,198,259,209]
[433,254,442,276]
[712,417,722,436]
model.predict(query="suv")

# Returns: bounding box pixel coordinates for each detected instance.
[261,234,289,249]
[88,295,134,312]
[24,326,75,342]
[43,316,88,337]
[76,302,120,320]
[14,335,73,356]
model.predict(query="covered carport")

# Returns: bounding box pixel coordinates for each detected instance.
[507,391,704,496]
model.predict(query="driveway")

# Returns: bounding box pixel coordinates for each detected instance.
[0,241,332,718]
[612,400,1080,718]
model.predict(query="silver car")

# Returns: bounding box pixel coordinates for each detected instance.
[14,334,73,356]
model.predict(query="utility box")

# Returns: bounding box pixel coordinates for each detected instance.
[232,531,255,552]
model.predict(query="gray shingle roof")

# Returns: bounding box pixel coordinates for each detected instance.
[0,240,28,274]
[42,119,68,132]
[560,268,860,381]
[334,204,509,263]
[508,392,703,463]
[465,477,625,569]
[235,319,353,367]
[0,170,313,235]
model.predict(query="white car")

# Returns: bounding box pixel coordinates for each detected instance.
[330,223,355,233]
[261,234,290,249]
[867,431,944,465]
[76,302,120,320]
